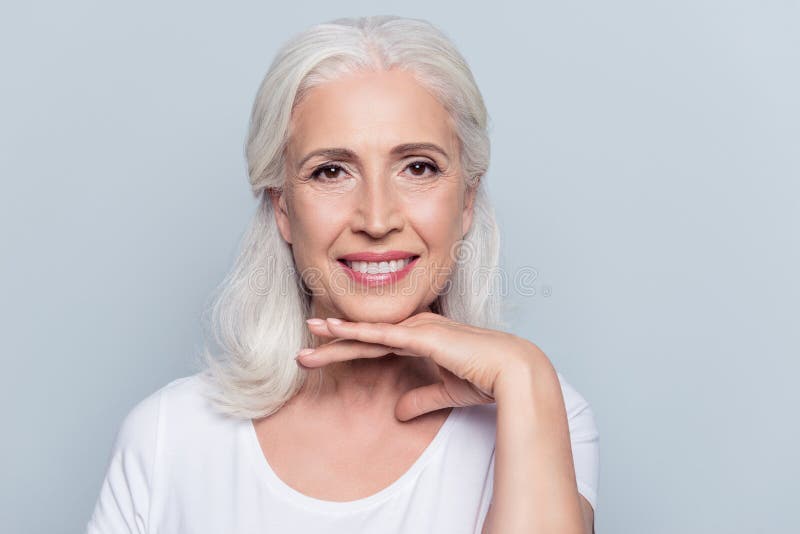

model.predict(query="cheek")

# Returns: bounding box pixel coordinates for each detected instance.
[289,193,350,263]
[406,193,463,295]
[406,190,463,245]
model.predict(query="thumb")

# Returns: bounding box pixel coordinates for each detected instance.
[395,382,456,422]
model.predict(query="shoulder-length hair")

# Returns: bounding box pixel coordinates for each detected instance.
[197,15,506,419]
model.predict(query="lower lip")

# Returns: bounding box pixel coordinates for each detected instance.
[338,256,420,287]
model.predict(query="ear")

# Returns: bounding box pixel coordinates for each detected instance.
[268,188,293,245]
[461,181,478,238]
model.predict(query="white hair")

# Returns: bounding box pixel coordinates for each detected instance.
[196,15,507,419]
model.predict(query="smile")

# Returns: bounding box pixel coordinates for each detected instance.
[341,257,414,273]
[336,251,421,287]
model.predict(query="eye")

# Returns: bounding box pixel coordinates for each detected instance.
[308,163,347,182]
[307,160,441,182]
[404,160,441,178]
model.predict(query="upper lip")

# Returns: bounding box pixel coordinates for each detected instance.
[338,250,419,262]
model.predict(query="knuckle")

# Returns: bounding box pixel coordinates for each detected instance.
[371,325,390,344]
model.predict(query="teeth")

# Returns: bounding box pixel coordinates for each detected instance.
[344,257,413,274]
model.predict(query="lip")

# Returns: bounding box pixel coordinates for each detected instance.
[337,254,421,287]
[337,250,418,262]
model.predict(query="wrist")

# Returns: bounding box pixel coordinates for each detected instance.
[493,343,560,404]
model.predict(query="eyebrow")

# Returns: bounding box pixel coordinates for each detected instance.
[296,142,450,168]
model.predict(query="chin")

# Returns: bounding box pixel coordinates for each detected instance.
[336,297,422,324]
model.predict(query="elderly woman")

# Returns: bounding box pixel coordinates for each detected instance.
[88,15,599,534]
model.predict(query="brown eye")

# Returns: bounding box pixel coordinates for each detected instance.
[310,164,345,181]
[405,161,440,178]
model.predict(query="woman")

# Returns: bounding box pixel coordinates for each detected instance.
[88,15,599,534]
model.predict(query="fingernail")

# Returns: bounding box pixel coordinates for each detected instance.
[306,318,325,326]
[295,348,315,359]
[326,317,343,325]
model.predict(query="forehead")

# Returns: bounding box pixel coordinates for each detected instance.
[287,69,457,159]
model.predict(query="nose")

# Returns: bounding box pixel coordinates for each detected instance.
[352,175,404,239]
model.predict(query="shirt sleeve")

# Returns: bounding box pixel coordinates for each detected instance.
[86,386,163,534]
[556,370,600,513]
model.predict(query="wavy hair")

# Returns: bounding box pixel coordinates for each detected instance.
[197,15,507,419]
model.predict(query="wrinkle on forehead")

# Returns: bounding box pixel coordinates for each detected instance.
[285,69,460,173]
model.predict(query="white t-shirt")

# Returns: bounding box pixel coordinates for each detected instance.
[86,370,599,534]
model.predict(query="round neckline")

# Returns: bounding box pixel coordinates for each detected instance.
[245,406,464,514]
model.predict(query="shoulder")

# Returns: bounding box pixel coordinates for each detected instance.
[87,374,204,532]
[105,372,220,483]
[120,375,193,424]
[114,374,201,445]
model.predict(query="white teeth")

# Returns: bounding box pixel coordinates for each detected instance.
[344,257,413,274]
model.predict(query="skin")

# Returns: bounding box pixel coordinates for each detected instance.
[254,68,594,533]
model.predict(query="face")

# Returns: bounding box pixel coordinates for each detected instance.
[271,68,477,323]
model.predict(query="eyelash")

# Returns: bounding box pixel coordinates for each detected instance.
[306,160,442,182]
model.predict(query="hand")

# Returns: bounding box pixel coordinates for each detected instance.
[297,311,549,421]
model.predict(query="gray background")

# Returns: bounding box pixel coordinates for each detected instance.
[2,1,797,533]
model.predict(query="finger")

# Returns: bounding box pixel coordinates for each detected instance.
[306,318,336,338]
[395,382,457,422]
[323,318,433,358]
[296,340,399,368]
